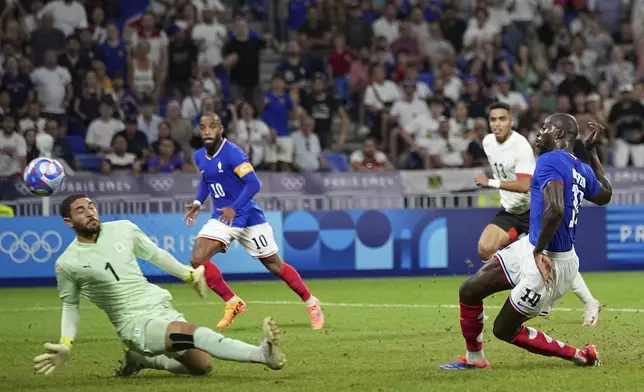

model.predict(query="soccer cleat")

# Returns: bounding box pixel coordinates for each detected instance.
[439,356,490,370]
[116,349,143,377]
[577,345,601,367]
[216,298,247,329]
[306,297,325,330]
[261,317,285,370]
[583,301,602,327]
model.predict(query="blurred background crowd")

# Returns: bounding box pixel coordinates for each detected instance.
[1,0,644,179]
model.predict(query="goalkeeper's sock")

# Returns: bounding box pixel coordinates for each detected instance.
[459,302,486,364]
[203,261,236,302]
[193,327,265,363]
[510,326,586,364]
[131,352,190,374]
[571,273,596,305]
[278,262,312,302]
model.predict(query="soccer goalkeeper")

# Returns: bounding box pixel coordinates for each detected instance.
[33,194,285,377]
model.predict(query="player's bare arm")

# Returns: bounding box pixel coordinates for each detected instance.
[585,122,612,206]
[532,181,564,284]
[476,172,531,193]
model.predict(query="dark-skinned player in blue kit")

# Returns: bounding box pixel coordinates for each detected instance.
[440,114,613,370]
[183,113,324,330]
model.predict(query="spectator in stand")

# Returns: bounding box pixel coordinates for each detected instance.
[224,15,274,109]
[38,0,88,36]
[166,28,197,99]
[328,35,355,102]
[147,138,192,173]
[287,0,312,33]
[99,24,128,79]
[89,7,107,44]
[138,97,164,143]
[20,101,47,133]
[78,26,100,60]
[539,6,570,63]
[59,34,93,95]
[423,21,455,69]
[350,137,393,171]
[372,2,399,45]
[263,73,295,171]
[391,21,422,65]
[449,101,474,137]
[166,100,194,159]
[518,95,543,136]
[85,99,125,154]
[535,77,556,113]
[434,59,462,103]
[440,4,466,53]
[513,44,539,94]
[73,70,104,126]
[110,73,137,120]
[0,115,26,178]
[191,8,226,90]
[585,13,614,64]
[557,57,593,99]
[463,7,500,49]
[276,41,312,92]
[45,119,78,173]
[363,63,401,144]
[493,75,528,114]
[389,79,429,161]
[569,35,598,83]
[30,12,66,67]
[601,46,635,92]
[24,129,42,163]
[343,1,372,51]
[3,57,34,116]
[409,6,429,44]
[30,50,73,126]
[101,134,140,174]
[0,91,12,117]
[461,77,496,119]
[291,115,328,172]
[467,118,488,167]
[428,117,470,169]
[128,40,160,100]
[114,115,150,162]
[301,73,348,150]
[92,60,112,92]
[608,84,644,168]
[404,65,431,101]
[181,80,206,120]
[151,121,182,156]
[233,101,271,169]
[130,12,168,69]
[297,4,331,73]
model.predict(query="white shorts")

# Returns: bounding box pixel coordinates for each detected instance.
[495,236,579,318]
[120,302,186,356]
[264,136,294,164]
[198,219,279,258]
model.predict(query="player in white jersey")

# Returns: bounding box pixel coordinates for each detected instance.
[475,102,601,326]
[33,194,285,377]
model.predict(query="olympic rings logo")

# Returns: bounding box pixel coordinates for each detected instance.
[0,231,63,264]
[280,176,306,191]
[148,178,175,191]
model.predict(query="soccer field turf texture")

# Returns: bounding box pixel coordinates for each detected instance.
[2,273,644,392]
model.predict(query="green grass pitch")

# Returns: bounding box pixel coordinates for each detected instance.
[2,272,644,392]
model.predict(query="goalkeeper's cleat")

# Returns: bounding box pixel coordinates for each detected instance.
[116,350,143,378]
[576,345,601,367]
[216,297,246,329]
[439,356,490,370]
[261,317,285,370]
[306,297,325,330]
[583,301,602,327]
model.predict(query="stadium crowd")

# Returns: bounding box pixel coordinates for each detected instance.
[1,0,644,179]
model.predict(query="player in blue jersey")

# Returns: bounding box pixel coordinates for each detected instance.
[183,113,325,330]
[440,114,612,370]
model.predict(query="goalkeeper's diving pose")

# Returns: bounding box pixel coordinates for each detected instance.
[33,194,285,377]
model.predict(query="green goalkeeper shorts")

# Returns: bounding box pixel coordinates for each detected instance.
[120,302,186,356]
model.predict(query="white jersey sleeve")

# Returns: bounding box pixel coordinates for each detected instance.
[515,135,536,177]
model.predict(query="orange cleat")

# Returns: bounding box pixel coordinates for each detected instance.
[306,297,325,330]
[216,298,246,329]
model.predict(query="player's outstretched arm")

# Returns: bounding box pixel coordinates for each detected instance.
[585,121,612,205]
[33,264,79,376]
[533,181,564,255]
[129,222,207,298]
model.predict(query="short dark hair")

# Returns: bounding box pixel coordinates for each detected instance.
[487,102,512,115]
[61,194,88,218]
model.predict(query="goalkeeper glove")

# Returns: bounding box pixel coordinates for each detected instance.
[185,265,207,299]
[33,339,72,376]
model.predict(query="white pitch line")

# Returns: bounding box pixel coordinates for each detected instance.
[2,300,644,314]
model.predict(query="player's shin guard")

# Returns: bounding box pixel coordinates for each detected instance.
[202,261,236,302]
[460,302,485,364]
[510,326,586,364]
[193,327,265,363]
[278,262,312,302]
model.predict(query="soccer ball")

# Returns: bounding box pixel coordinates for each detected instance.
[23,158,66,196]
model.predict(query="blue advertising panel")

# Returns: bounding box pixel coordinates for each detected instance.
[0,207,624,286]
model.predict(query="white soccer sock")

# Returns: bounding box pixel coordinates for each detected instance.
[571,273,596,306]
[225,295,239,305]
[304,296,317,306]
[466,350,485,364]
[193,327,265,363]
[131,352,190,374]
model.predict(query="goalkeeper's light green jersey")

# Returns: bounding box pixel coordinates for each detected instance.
[55,220,173,332]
